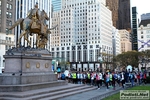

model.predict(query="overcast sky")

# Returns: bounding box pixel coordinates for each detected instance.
[131,0,150,16]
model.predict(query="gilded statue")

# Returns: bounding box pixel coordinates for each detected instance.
[9,2,57,48]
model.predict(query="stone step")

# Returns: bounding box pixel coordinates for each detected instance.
[39,87,96,100]
[0,84,96,100]
[24,85,95,100]
[0,80,67,92]
[0,83,79,98]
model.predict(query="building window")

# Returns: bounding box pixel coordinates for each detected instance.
[141,35,143,39]
[6,12,9,18]
[6,37,8,40]
[9,4,12,9]
[9,37,11,41]
[9,10,13,17]
[6,28,9,34]
[141,31,143,34]
[5,45,9,50]
[7,3,9,9]
[9,21,12,26]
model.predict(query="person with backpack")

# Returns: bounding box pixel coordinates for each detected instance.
[96,72,100,89]
[129,72,135,87]
[105,72,110,90]
[117,72,121,87]
[140,72,143,84]
[120,72,125,88]
[112,72,117,90]
[57,65,61,80]
[83,72,88,84]
[109,72,113,87]
[137,72,140,85]
[72,71,77,84]
[143,72,147,84]
[90,72,94,86]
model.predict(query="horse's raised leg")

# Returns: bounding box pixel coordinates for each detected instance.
[17,31,26,47]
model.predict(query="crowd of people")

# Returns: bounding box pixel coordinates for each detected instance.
[56,69,147,90]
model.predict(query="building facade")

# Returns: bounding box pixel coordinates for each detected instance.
[15,0,51,49]
[138,19,150,51]
[0,0,16,73]
[119,29,132,53]
[51,0,113,71]
[138,15,150,75]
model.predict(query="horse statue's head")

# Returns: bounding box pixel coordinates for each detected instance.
[41,10,49,21]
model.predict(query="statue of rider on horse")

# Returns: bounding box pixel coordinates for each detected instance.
[28,2,48,35]
[9,2,57,48]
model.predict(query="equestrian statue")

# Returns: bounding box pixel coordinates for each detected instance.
[9,2,57,48]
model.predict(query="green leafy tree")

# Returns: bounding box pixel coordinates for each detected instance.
[113,51,142,69]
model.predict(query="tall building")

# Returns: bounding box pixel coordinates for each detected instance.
[106,0,131,31]
[106,0,119,28]
[51,0,113,71]
[118,0,131,31]
[132,7,138,51]
[0,0,16,73]
[15,0,51,49]
[52,0,61,12]
[119,29,132,53]
[112,27,121,56]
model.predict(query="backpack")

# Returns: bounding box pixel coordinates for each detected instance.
[61,73,65,80]
[113,74,117,79]
[129,74,135,79]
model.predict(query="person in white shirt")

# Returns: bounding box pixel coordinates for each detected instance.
[64,69,69,81]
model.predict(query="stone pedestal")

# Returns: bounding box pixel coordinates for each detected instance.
[0,47,56,85]
[0,47,64,91]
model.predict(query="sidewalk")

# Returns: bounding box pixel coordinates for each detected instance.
[59,85,123,100]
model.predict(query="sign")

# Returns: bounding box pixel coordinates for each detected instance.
[120,90,149,100]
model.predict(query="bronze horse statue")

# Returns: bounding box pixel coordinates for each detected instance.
[9,9,57,48]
